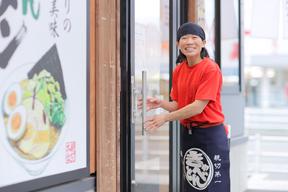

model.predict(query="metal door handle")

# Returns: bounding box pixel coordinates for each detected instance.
[142,70,147,135]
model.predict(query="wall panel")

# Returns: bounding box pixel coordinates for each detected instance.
[95,0,120,192]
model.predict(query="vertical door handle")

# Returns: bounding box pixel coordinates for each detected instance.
[142,70,147,135]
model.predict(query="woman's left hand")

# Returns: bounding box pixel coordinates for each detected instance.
[145,114,168,132]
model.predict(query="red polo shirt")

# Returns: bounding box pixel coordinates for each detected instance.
[170,57,224,126]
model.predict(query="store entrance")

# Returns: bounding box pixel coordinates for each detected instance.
[130,0,171,191]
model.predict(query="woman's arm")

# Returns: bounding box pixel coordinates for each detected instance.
[145,100,209,131]
[138,97,178,112]
[165,100,209,122]
[160,100,178,112]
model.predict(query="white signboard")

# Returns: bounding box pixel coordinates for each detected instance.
[0,0,88,190]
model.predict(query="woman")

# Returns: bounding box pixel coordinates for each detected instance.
[141,22,230,191]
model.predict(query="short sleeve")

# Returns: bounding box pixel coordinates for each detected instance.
[170,67,179,101]
[195,69,222,101]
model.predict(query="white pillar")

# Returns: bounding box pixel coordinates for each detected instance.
[260,68,270,108]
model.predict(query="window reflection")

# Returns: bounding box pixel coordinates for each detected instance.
[221,0,240,87]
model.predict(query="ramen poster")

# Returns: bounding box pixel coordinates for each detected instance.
[0,0,87,188]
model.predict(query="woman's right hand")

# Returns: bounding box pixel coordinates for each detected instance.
[138,96,162,111]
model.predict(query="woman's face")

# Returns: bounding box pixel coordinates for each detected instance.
[177,34,206,59]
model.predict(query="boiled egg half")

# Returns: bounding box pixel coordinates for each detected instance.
[3,83,22,115]
[7,105,27,141]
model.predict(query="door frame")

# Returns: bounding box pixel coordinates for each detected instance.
[120,0,132,191]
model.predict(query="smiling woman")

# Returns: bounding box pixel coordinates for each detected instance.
[141,22,230,192]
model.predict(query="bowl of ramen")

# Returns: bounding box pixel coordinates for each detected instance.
[0,66,67,168]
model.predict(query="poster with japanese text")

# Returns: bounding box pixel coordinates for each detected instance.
[0,0,88,190]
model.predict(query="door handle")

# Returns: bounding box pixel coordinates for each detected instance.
[142,70,147,136]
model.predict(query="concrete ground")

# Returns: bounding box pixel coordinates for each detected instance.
[246,172,288,192]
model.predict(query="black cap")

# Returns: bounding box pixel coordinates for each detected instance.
[177,22,206,41]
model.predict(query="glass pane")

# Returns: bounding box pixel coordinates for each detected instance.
[132,0,170,192]
[245,1,288,190]
[221,0,240,87]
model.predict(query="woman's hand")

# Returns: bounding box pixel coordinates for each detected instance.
[138,96,162,111]
[144,114,167,132]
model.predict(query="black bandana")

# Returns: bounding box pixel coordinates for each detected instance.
[177,22,206,41]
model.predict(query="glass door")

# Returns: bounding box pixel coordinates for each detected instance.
[130,0,170,191]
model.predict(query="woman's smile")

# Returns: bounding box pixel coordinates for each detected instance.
[184,47,196,52]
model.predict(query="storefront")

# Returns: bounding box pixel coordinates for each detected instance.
[120,0,247,192]
[0,0,247,192]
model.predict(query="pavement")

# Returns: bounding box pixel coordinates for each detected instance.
[246,172,288,192]
[245,108,288,192]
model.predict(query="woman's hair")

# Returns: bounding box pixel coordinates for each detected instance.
[176,22,209,64]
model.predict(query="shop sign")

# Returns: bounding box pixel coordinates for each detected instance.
[0,0,88,190]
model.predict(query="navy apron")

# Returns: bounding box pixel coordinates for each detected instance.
[180,124,230,192]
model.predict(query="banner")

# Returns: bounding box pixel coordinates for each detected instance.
[0,0,88,190]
